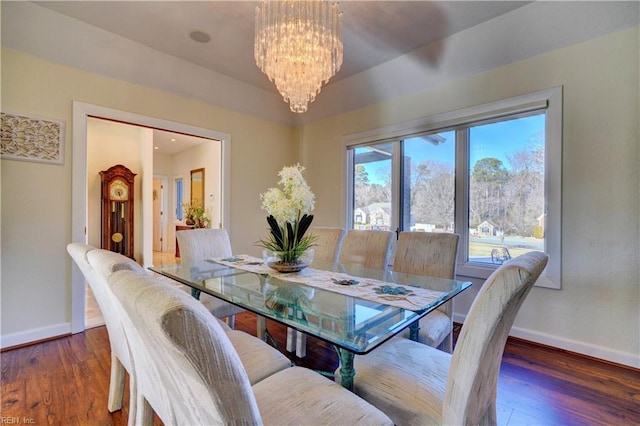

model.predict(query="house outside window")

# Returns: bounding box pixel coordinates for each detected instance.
[345,88,562,288]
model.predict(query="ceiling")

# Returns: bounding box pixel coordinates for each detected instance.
[4,1,638,130]
[34,1,531,94]
[152,128,216,155]
[32,0,532,152]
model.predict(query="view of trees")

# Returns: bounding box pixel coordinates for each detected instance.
[354,143,544,238]
[409,161,455,230]
[470,144,544,237]
[354,164,390,208]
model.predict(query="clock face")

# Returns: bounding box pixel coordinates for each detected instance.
[109,179,129,201]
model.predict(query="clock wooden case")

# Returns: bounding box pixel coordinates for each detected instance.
[100,164,136,258]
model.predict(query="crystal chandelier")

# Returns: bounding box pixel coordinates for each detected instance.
[255,0,343,113]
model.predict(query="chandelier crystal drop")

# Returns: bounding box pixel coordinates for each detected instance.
[255,0,343,113]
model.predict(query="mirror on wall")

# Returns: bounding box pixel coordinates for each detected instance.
[190,168,205,206]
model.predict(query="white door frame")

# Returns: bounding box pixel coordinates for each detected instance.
[152,175,169,252]
[71,101,231,333]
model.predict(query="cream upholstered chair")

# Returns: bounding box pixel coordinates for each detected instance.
[67,243,143,425]
[87,248,291,383]
[310,226,345,264]
[393,231,460,352]
[286,227,346,357]
[337,251,548,425]
[176,228,245,328]
[84,247,291,425]
[109,269,393,426]
[338,229,393,269]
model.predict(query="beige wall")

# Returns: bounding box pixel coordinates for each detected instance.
[299,27,640,367]
[174,142,221,227]
[1,48,296,342]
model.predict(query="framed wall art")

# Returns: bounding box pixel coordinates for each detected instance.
[1,111,66,165]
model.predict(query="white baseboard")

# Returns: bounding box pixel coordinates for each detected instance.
[0,322,71,350]
[453,313,639,369]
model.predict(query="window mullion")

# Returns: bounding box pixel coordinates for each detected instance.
[455,128,470,265]
[391,140,403,238]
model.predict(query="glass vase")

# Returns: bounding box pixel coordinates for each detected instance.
[263,248,314,273]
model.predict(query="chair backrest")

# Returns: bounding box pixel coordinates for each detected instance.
[338,230,393,269]
[443,251,548,425]
[67,243,144,372]
[392,232,459,279]
[108,270,262,425]
[176,228,233,263]
[87,247,146,277]
[310,227,345,264]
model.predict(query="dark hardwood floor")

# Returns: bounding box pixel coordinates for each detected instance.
[2,312,639,425]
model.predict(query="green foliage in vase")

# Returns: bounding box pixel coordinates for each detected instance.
[182,200,210,228]
[260,213,316,263]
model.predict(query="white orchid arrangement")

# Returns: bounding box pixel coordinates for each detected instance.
[259,164,316,264]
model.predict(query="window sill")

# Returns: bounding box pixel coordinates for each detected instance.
[457,260,559,289]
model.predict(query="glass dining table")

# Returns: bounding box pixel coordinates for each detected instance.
[149,256,471,391]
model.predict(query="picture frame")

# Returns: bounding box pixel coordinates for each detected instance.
[1,111,66,165]
[190,167,205,205]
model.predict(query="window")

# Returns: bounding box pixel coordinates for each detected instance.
[175,177,184,220]
[346,88,561,288]
[466,114,545,266]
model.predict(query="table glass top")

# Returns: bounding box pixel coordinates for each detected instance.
[149,259,471,354]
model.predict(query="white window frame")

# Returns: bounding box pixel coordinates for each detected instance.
[344,87,562,289]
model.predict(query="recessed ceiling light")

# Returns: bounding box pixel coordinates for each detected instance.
[154,146,159,150]
[189,30,211,43]
[170,138,176,142]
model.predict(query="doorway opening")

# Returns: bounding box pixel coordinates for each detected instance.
[72,101,231,333]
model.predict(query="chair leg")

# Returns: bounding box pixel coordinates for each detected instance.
[441,331,453,353]
[256,315,267,340]
[126,372,137,426]
[296,332,307,358]
[479,402,498,426]
[107,352,125,412]
[135,394,155,426]
[286,327,297,352]
[227,314,235,329]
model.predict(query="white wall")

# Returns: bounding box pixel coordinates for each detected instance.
[299,27,640,368]
[173,142,221,227]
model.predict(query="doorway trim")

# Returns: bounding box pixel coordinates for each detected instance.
[71,101,231,333]
[153,175,169,252]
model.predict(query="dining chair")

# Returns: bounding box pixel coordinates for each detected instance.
[286,226,346,357]
[310,226,346,264]
[67,243,145,425]
[336,251,548,425]
[338,229,394,269]
[176,228,246,328]
[83,246,291,424]
[392,231,460,352]
[109,268,393,426]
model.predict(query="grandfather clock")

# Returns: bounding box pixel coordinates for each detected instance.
[100,164,136,258]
